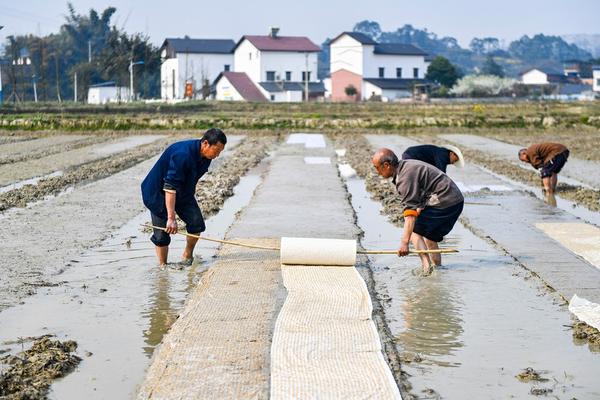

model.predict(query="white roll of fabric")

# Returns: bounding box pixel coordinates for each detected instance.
[280,237,357,266]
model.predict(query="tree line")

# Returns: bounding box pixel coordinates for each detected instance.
[1,3,161,103]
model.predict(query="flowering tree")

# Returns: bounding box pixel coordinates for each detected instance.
[450,75,517,97]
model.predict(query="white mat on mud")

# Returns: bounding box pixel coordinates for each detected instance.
[535,222,600,270]
[287,133,326,148]
[270,265,401,399]
[569,295,600,330]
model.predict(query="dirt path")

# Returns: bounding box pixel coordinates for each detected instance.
[0,135,164,187]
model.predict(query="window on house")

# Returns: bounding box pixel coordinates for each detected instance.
[249,53,252,60]
[270,94,275,101]
[266,71,276,81]
[301,71,311,81]
[413,68,419,78]
[286,71,292,81]
[396,68,402,78]
[597,78,600,86]
[379,67,385,78]
[224,64,230,72]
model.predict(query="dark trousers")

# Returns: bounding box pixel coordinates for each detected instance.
[150,198,205,247]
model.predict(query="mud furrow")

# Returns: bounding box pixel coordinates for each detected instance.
[0,139,171,212]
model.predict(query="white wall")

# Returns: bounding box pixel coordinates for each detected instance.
[234,38,318,83]
[161,53,233,100]
[521,69,549,85]
[260,51,317,82]
[234,40,262,82]
[362,81,382,100]
[161,58,178,99]
[363,54,427,79]
[330,34,364,75]
[215,76,244,101]
[593,70,600,92]
[88,86,130,104]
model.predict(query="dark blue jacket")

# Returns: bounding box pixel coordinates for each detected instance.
[141,139,211,218]
[402,145,450,173]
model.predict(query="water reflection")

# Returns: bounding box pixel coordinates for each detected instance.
[396,273,464,367]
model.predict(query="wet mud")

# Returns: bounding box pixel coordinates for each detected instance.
[0,135,109,166]
[332,133,406,226]
[196,134,280,218]
[572,320,600,350]
[0,138,170,212]
[485,128,600,162]
[0,337,81,399]
[336,133,600,399]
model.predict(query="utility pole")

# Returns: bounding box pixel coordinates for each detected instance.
[129,59,144,102]
[32,74,38,102]
[88,40,92,63]
[74,72,77,102]
[304,52,309,102]
[0,26,3,104]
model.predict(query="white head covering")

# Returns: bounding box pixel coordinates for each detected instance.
[442,144,465,168]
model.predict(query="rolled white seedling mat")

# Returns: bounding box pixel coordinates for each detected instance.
[280,237,357,266]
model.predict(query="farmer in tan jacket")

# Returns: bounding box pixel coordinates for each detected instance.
[518,143,569,199]
[372,148,464,275]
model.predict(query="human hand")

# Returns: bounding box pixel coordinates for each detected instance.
[397,241,410,257]
[166,217,178,234]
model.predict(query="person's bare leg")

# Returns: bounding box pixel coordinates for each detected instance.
[155,246,168,266]
[542,176,552,194]
[410,232,431,273]
[424,238,441,266]
[551,173,558,193]
[182,235,199,261]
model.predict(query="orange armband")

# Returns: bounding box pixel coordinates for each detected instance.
[403,209,419,218]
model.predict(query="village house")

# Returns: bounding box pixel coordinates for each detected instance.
[593,66,600,93]
[329,32,430,102]
[520,67,593,98]
[160,38,235,100]
[87,81,130,104]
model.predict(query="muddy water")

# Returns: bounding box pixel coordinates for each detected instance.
[344,175,600,399]
[0,172,262,400]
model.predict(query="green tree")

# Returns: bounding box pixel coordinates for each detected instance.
[425,56,460,88]
[481,55,504,77]
[344,84,358,98]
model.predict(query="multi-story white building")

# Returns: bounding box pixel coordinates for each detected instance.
[160,38,235,100]
[593,66,600,92]
[329,32,430,101]
[213,29,324,102]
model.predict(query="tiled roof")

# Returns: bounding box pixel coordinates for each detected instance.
[363,78,428,90]
[330,31,378,45]
[162,38,235,54]
[259,81,325,93]
[237,35,320,52]
[373,43,427,56]
[216,72,267,101]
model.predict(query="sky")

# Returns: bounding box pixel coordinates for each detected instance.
[1,0,599,48]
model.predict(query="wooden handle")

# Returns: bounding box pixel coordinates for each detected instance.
[358,249,459,255]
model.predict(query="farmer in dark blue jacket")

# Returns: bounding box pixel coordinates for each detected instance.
[402,144,464,173]
[141,128,227,266]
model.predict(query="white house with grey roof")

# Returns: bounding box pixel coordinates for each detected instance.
[226,28,325,102]
[160,38,235,100]
[330,32,430,101]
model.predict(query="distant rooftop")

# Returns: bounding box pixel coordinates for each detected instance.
[161,38,236,56]
[236,35,320,52]
[330,31,378,45]
[330,32,427,57]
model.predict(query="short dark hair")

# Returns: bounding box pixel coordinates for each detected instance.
[202,128,227,145]
[518,148,527,157]
[380,151,399,167]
